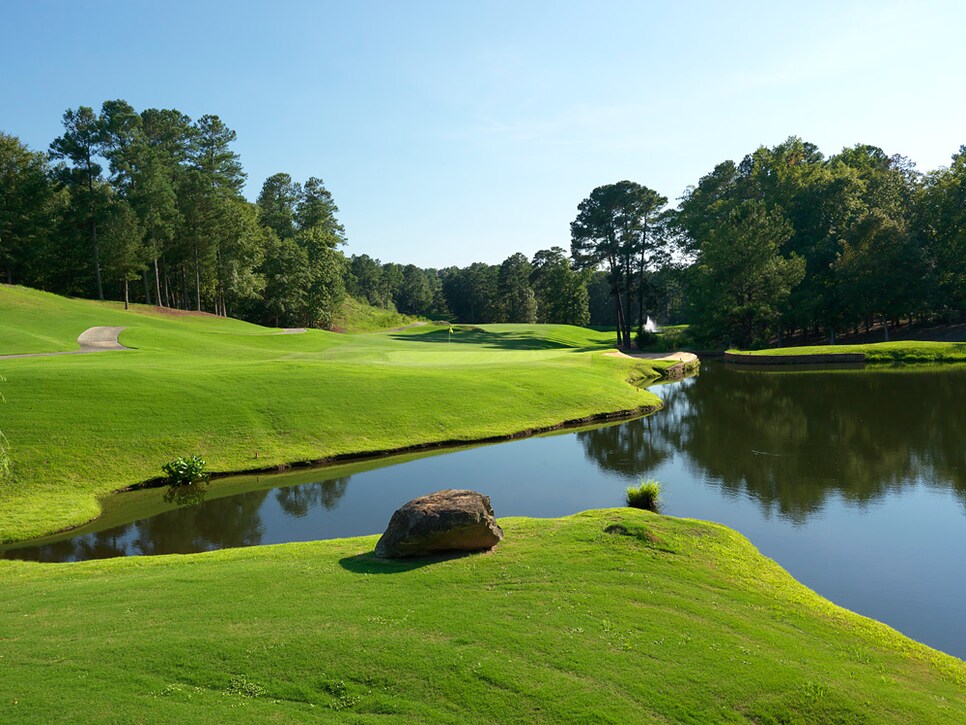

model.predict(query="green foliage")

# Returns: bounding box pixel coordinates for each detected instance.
[673,136,958,343]
[254,174,347,328]
[625,479,661,511]
[571,181,669,347]
[634,327,657,349]
[498,253,538,323]
[9,105,966,344]
[687,200,805,348]
[919,146,966,314]
[531,247,591,326]
[634,324,692,352]
[441,262,500,323]
[331,295,419,333]
[161,455,209,486]
[0,133,63,286]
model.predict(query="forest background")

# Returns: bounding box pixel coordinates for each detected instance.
[2,100,964,348]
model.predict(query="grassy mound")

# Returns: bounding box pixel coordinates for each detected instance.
[330,295,421,333]
[0,285,667,542]
[0,509,961,722]
[731,340,966,363]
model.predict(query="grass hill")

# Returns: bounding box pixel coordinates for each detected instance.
[1,509,962,722]
[331,295,422,333]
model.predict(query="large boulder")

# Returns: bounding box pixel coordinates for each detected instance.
[375,489,504,558]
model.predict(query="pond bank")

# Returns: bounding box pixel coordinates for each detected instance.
[121,398,665,492]
[724,351,865,364]
[728,340,966,364]
[1,509,962,722]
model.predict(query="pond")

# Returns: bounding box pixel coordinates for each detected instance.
[3,362,965,659]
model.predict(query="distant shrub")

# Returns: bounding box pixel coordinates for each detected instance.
[635,328,658,349]
[626,479,661,512]
[162,455,209,486]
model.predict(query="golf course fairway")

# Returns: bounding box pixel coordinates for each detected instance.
[0,285,668,542]
[2,285,964,723]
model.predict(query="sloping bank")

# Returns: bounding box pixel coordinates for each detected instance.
[0,351,677,545]
[0,509,961,722]
[726,340,966,365]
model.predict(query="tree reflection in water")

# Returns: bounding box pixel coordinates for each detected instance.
[163,481,210,508]
[579,364,966,522]
[275,478,350,517]
[2,477,352,562]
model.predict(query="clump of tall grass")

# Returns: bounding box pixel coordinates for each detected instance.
[626,479,661,512]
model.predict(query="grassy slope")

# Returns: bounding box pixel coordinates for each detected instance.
[331,295,421,333]
[733,340,966,363]
[0,509,962,723]
[0,285,666,542]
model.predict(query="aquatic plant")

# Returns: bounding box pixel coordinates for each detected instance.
[626,479,661,511]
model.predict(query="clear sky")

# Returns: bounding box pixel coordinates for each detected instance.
[3,0,964,267]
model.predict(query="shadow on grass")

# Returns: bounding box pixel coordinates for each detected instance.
[389,327,606,352]
[339,550,476,574]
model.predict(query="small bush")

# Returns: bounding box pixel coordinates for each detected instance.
[162,455,209,486]
[635,328,658,349]
[626,479,661,511]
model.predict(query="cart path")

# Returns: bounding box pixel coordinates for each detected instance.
[0,327,131,360]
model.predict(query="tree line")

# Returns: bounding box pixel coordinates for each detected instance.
[675,137,966,347]
[2,102,963,346]
[0,98,682,331]
[1,101,346,328]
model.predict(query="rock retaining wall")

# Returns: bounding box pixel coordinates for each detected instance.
[723,351,866,365]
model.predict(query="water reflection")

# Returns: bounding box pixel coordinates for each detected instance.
[275,478,350,517]
[6,365,965,562]
[6,478,355,563]
[163,481,211,508]
[579,365,966,522]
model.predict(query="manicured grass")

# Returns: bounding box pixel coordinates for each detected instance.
[0,509,962,723]
[2,286,963,720]
[732,340,966,363]
[0,285,663,542]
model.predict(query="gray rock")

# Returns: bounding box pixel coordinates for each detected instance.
[375,489,504,558]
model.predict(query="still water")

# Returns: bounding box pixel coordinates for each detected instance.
[3,363,965,658]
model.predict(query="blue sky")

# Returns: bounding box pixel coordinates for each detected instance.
[3,0,964,266]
